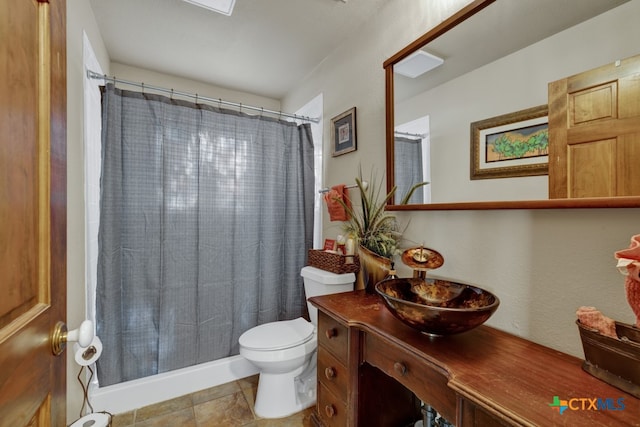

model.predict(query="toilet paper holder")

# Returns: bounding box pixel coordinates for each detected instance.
[51,319,94,355]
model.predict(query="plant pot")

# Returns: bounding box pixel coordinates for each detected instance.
[576,320,640,398]
[357,245,392,293]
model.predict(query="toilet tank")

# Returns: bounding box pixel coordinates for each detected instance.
[301,266,355,326]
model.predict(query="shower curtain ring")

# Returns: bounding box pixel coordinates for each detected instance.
[170,88,174,100]
[141,82,144,93]
[195,93,199,104]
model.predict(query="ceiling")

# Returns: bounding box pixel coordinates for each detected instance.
[89,0,390,100]
[394,0,630,102]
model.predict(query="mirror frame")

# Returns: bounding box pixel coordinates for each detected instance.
[384,0,640,210]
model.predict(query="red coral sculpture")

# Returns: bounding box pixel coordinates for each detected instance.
[615,234,640,328]
[576,306,617,337]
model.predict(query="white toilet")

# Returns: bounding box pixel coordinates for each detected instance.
[239,266,355,419]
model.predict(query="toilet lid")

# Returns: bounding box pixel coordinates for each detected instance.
[239,317,315,351]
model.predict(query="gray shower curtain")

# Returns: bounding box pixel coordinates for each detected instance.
[96,84,315,387]
[394,136,424,204]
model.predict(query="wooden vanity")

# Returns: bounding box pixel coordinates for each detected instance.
[309,291,639,426]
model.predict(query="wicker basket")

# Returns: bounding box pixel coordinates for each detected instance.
[307,249,360,274]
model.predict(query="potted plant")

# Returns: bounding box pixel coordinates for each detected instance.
[338,167,426,292]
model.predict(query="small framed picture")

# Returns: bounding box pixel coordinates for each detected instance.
[331,107,357,157]
[323,239,336,251]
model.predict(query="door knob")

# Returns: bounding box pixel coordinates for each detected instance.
[51,320,94,355]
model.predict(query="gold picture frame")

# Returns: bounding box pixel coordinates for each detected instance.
[471,105,549,180]
[331,107,357,156]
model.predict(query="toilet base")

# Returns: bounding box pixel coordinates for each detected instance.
[253,353,317,419]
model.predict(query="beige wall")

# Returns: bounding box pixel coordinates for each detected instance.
[283,0,471,196]
[282,0,640,359]
[109,63,281,111]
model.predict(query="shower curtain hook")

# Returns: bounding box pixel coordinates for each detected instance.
[170,88,174,100]
[218,98,222,109]
[239,103,242,113]
[195,93,199,104]
[141,82,144,93]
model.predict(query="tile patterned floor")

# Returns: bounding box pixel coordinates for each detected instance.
[109,375,315,426]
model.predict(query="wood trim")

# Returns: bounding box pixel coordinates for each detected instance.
[348,327,361,426]
[37,0,52,305]
[385,65,395,201]
[567,116,640,143]
[48,0,68,424]
[386,196,640,211]
[383,0,495,67]
[548,76,568,198]
[567,54,640,93]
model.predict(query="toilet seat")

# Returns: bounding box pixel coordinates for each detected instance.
[239,317,314,351]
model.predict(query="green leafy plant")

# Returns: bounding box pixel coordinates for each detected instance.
[337,167,427,259]
[491,129,549,159]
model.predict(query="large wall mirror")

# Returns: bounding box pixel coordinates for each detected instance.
[385,0,640,210]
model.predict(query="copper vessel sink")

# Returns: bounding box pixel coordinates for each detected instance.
[376,277,499,336]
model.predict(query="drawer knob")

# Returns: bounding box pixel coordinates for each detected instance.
[325,404,336,418]
[394,361,407,376]
[325,328,337,339]
[325,367,336,379]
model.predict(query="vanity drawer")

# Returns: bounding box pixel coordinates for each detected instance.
[317,382,348,427]
[317,346,348,401]
[364,334,457,423]
[317,311,348,362]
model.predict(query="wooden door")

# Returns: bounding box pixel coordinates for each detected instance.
[548,53,640,198]
[0,0,67,426]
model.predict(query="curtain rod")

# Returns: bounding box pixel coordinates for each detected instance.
[395,130,426,139]
[318,181,368,194]
[86,69,320,124]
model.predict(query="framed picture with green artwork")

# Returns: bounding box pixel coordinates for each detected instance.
[471,105,549,180]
